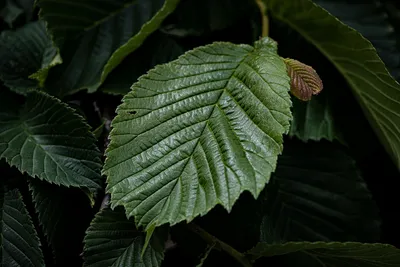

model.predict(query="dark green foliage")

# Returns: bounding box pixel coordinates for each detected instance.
[0,0,399,266]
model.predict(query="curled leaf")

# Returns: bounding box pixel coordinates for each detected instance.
[284,58,323,101]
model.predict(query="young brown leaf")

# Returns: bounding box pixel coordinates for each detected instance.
[284,58,323,101]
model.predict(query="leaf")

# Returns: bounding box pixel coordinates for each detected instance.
[265,0,400,170]
[101,31,186,95]
[283,58,323,101]
[195,243,214,267]
[0,187,44,267]
[269,19,341,142]
[104,37,292,230]
[160,0,256,37]
[29,179,94,265]
[314,0,400,81]
[289,92,339,142]
[0,89,102,194]
[0,0,34,28]
[247,241,400,266]
[260,140,380,243]
[83,207,165,267]
[92,122,105,140]
[0,21,60,94]
[37,0,180,96]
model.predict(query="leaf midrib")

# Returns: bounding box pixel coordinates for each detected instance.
[116,49,257,228]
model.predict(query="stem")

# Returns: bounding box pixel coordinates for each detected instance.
[255,0,269,37]
[187,223,253,267]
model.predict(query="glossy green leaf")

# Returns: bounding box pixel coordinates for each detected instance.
[266,0,400,170]
[0,21,60,94]
[29,179,94,265]
[83,207,165,267]
[247,241,400,266]
[104,37,292,230]
[0,90,102,194]
[261,141,380,243]
[0,187,44,267]
[37,0,180,96]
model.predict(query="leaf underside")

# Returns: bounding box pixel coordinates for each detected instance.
[104,37,292,230]
[247,241,400,266]
[83,207,164,267]
[0,90,102,194]
[266,0,400,170]
[37,0,180,96]
[0,187,44,267]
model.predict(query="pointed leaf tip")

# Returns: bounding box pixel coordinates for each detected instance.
[284,58,323,101]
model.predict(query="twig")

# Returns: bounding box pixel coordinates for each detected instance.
[187,223,253,267]
[255,0,269,37]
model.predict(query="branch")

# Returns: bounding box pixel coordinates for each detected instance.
[187,223,253,267]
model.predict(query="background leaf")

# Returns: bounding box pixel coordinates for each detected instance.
[265,0,400,170]
[29,179,94,266]
[0,90,102,194]
[101,31,186,95]
[314,0,400,81]
[0,21,58,94]
[260,140,380,243]
[104,37,292,230]
[0,0,34,28]
[37,0,180,96]
[83,207,165,267]
[160,0,256,37]
[247,241,400,266]
[289,94,339,142]
[0,187,44,267]
[268,12,400,246]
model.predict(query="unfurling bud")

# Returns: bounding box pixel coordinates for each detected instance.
[283,58,323,101]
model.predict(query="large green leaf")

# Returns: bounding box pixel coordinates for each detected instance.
[83,207,165,267]
[104,37,292,230]
[0,21,60,94]
[0,90,102,194]
[261,140,380,243]
[0,187,44,267]
[29,179,94,265]
[101,31,186,95]
[265,0,400,170]
[37,0,180,96]
[247,241,400,266]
